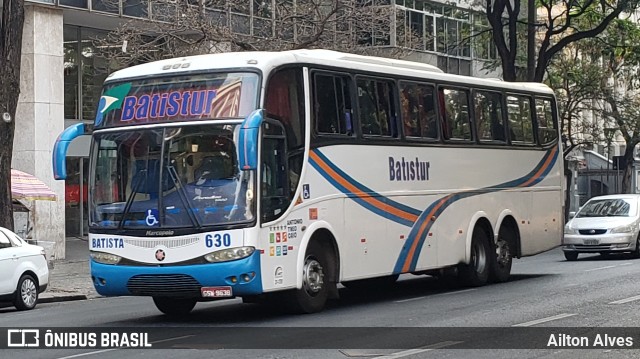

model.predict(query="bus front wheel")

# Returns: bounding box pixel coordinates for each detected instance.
[458,227,490,287]
[284,241,330,314]
[152,296,197,316]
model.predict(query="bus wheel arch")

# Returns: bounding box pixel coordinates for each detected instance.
[459,216,493,287]
[287,224,340,313]
[491,215,520,283]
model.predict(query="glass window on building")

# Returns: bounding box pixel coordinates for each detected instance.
[59,0,88,8]
[123,0,149,18]
[64,26,116,122]
[64,26,80,120]
[92,0,119,14]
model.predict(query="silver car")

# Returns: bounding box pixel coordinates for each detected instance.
[563,194,640,261]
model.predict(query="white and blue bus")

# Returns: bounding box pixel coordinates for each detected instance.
[53,50,563,315]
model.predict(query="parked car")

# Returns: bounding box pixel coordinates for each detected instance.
[0,226,49,310]
[563,194,640,261]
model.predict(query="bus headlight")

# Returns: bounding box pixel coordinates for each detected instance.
[90,251,122,265]
[204,247,255,263]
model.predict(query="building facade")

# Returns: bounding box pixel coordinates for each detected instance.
[14,0,501,258]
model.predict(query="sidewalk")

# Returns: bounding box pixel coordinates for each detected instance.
[39,237,101,303]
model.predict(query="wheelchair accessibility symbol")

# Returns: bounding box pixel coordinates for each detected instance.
[146,209,159,226]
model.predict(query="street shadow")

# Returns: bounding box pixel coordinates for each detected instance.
[114,272,551,325]
[560,252,640,262]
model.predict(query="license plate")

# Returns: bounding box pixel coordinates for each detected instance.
[584,239,599,245]
[201,286,233,298]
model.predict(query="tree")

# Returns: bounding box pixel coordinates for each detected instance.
[486,0,640,82]
[95,0,405,67]
[545,16,640,194]
[0,0,25,231]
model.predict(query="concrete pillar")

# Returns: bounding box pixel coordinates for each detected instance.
[12,5,65,259]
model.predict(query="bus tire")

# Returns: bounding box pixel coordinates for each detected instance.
[490,227,514,283]
[152,296,197,316]
[458,227,490,287]
[284,241,330,314]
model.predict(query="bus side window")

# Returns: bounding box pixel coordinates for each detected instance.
[399,81,437,140]
[535,98,558,145]
[474,90,506,143]
[441,87,472,141]
[313,73,353,136]
[506,95,535,144]
[357,77,397,138]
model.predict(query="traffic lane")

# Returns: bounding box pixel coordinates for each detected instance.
[2,248,640,329]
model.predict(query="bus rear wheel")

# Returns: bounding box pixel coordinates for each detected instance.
[152,296,197,316]
[458,227,490,287]
[284,241,330,314]
[490,228,514,283]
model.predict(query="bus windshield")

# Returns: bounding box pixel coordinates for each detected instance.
[90,123,255,229]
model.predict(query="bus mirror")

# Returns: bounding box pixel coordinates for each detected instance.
[52,123,90,180]
[238,109,264,171]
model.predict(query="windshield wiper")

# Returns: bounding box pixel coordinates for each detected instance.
[119,170,146,229]
[166,163,202,228]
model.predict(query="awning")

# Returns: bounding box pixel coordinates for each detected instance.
[11,169,57,201]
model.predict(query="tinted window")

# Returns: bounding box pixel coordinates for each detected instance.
[474,90,505,142]
[399,81,437,139]
[313,73,353,136]
[265,68,306,150]
[357,78,397,137]
[535,98,558,145]
[440,88,472,141]
[506,95,534,144]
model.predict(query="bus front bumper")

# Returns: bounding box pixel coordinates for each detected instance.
[90,251,263,298]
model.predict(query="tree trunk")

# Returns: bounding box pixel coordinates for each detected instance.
[0,0,25,231]
[621,144,636,194]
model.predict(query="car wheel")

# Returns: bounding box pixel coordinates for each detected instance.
[458,227,490,287]
[13,274,39,311]
[152,297,197,316]
[632,236,640,259]
[564,251,579,261]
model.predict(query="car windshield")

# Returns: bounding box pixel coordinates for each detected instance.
[90,123,256,229]
[576,198,638,218]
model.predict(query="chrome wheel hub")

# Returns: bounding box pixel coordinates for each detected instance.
[473,242,487,274]
[21,279,37,308]
[302,257,324,295]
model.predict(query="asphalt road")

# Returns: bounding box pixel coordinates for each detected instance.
[3,248,640,359]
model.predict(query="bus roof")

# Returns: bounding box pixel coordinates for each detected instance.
[105,49,555,95]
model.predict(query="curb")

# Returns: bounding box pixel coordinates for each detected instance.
[39,295,88,303]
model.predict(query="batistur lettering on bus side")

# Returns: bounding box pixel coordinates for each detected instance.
[389,156,430,181]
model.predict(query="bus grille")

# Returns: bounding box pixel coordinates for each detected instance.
[127,274,202,297]
[123,237,199,249]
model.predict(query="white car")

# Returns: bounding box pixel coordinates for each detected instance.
[0,226,49,310]
[563,194,640,261]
